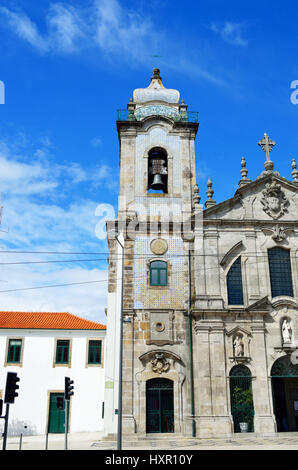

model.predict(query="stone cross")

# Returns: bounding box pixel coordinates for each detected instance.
[258,133,276,175]
[258,133,276,161]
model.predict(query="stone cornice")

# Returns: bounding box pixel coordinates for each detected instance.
[203,173,298,217]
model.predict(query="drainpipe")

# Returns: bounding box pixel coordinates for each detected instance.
[188,248,196,437]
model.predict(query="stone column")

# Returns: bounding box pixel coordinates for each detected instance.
[193,320,233,437]
[193,322,212,434]
[250,321,276,434]
[202,228,224,309]
[245,230,261,302]
[118,129,136,216]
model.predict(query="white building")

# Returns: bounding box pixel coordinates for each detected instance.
[0,311,106,436]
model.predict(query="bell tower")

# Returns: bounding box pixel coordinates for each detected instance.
[104,69,200,438]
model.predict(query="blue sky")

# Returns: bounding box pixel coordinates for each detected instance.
[0,0,297,322]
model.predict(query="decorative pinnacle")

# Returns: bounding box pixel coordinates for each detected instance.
[151,68,162,81]
[292,158,298,183]
[193,184,201,206]
[205,178,216,208]
[238,156,251,187]
[258,133,275,173]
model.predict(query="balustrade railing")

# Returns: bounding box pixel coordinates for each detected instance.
[116,109,199,123]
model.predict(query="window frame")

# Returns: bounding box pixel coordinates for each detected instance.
[268,247,294,298]
[227,256,244,306]
[150,260,168,287]
[5,337,24,366]
[87,339,103,366]
[54,339,72,367]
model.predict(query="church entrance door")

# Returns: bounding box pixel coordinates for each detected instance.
[146,378,174,433]
[271,356,298,432]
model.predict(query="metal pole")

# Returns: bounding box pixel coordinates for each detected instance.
[19,433,23,451]
[65,399,69,450]
[116,234,124,451]
[2,403,10,450]
[188,249,196,437]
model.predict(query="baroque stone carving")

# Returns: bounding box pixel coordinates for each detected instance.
[261,225,293,243]
[261,181,289,219]
[150,238,168,255]
[151,353,170,374]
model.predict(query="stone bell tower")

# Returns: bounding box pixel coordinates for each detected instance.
[104,69,200,438]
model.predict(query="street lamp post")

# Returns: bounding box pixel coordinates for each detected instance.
[115,233,124,451]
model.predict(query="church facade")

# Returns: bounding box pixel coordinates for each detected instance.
[104,69,298,438]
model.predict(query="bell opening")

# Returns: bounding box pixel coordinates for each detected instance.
[148,147,168,194]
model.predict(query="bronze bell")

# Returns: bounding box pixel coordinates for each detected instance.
[151,174,165,190]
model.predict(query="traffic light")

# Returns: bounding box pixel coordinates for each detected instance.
[0,399,3,416]
[64,377,74,401]
[4,372,20,404]
[56,396,64,410]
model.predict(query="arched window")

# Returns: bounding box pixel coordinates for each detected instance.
[150,260,168,286]
[268,247,293,298]
[227,257,244,305]
[148,147,168,194]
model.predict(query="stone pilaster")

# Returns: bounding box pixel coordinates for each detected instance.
[250,322,276,434]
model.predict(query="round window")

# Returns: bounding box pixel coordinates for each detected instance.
[154,321,165,332]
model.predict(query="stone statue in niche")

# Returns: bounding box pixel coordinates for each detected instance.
[233,335,244,357]
[282,319,292,344]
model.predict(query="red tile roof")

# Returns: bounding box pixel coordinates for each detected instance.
[0,311,106,330]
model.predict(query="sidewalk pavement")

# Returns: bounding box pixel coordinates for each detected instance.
[1,432,298,450]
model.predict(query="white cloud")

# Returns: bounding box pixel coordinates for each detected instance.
[47,3,87,53]
[0,3,86,54]
[93,0,153,61]
[0,7,49,52]
[0,135,117,322]
[91,136,102,148]
[0,1,222,85]
[0,265,108,324]
[211,21,247,46]
[0,1,152,59]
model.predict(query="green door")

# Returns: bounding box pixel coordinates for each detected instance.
[48,393,67,433]
[146,378,174,433]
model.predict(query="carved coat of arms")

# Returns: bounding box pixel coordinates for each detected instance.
[261,181,289,219]
[151,353,170,374]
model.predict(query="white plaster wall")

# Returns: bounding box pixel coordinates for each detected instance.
[0,329,105,436]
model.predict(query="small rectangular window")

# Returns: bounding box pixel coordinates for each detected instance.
[88,340,102,364]
[56,340,70,364]
[7,339,22,363]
